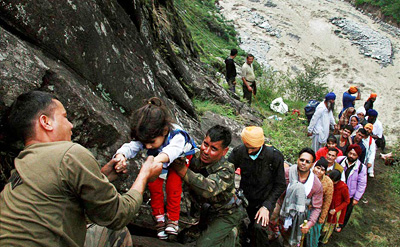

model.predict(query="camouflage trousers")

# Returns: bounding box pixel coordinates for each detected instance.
[197,206,246,247]
[84,224,133,247]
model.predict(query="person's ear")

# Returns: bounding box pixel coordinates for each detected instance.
[222,147,229,156]
[163,126,169,136]
[39,114,53,131]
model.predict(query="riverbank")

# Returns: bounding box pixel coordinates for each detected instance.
[219,0,400,145]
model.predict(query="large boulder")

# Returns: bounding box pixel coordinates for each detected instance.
[0,0,263,191]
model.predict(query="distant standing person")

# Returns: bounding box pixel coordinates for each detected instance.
[307,92,337,151]
[335,125,353,155]
[356,106,367,126]
[366,109,385,150]
[364,93,377,112]
[339,86,361,118]
[241,54,256,105]
[225,49,238,93]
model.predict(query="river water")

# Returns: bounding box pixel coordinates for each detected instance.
[219,0,400,145]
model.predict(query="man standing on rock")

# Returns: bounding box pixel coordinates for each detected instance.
[171,125,245,246]
[307,92,337,151]
[225,48,238,93]
[0,91,162,247]
[228,126,286,246]
[241,54,256,105]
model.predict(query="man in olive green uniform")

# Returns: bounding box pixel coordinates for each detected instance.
[0,91,162,247]
[171,125,245,246]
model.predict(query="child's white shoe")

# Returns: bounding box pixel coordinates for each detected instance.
[165,220,179,235]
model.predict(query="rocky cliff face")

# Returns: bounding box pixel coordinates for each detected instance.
[0,0,261,189]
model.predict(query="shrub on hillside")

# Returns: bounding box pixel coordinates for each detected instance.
[286,59,329,102]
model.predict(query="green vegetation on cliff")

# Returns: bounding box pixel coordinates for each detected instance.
[175,0,329,161]
[178,1,400,246]
[355,0,400,23]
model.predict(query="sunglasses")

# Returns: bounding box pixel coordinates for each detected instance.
[299,158,312,164]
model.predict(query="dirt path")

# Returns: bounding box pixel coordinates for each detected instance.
[218,0,400,145]
[326,158,400,246]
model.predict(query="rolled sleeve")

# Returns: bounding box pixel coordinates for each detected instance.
[62,145,143,230]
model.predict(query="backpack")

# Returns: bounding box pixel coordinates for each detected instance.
[304,100,320,123]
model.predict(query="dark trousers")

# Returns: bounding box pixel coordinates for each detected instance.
[341,198,355,229]
[244,203,270,247]
[227,78,236,93]
[243,82,256,105]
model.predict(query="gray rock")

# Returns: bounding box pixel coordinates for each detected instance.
[331,17,393,66]
[0,0,264,193]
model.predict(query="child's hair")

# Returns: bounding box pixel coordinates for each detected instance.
[329,169,341,183]
[327,135,337,143]
[130,97,173,143]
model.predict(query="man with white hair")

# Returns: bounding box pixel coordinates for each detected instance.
[307,92,337,151]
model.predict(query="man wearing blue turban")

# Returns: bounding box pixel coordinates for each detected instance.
[366,109,385,151]
[307,93,338,151]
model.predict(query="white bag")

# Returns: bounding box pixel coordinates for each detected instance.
[270,97,288,114]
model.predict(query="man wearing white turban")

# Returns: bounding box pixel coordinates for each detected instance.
[356,106,367,126]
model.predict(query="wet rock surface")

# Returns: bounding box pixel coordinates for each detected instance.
[0,0,264,191]
[331,17,393,66]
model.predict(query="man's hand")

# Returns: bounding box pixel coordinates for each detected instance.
[300,224,310,234]
[114,153,127,174]
[367,163,372,168]
[307,132,313,137]
[170,157,188,178]
[130,156,162,194]
[233,81,237,85]
[142,156,163,182]
[255,206,270,227]
[329,209,336,215]
[247,86,253,92]
[353,199,359,206]
[101,158,124,182]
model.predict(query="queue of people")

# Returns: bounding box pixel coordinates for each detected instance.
[0,79,384,247]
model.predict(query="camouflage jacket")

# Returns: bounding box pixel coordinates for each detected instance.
[183,153,236,214]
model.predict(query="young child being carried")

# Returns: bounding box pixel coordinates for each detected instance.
[114,97,197,240]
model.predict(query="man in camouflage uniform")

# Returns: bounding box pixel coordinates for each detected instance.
[171,125,245,246]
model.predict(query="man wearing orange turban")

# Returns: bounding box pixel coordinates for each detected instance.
[364,93,377,112]
[228,126,286,246]
[339,85,361,119]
